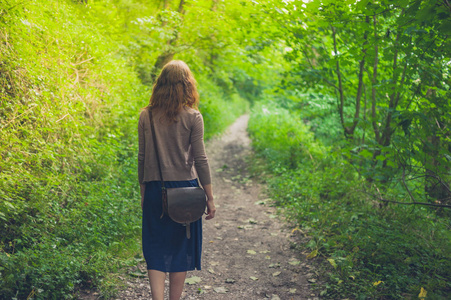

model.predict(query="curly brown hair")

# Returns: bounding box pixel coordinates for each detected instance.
[149,60,199,122]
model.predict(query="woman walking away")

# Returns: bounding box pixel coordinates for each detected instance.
[138,60,216,300]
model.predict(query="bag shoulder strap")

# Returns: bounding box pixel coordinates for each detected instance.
[148,108,165,189]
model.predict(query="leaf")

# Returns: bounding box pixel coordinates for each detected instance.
[327,258,337,269]
[248,218,258,224]
[418,287,427,298]
[208,268,215,274]
[250,276,259,281]
[359,149,373,158]
[247,250,257,255]
[129,272,146,278]
[289,288,296,294]
[269,263,281,268]
[213,286,228,293]
[307,249,318,259]
[373,281,383,286]
[225,278,236,283]
[289,260,301,265]
[185,276,202,285]
[308,278,317,283]
[272,271,281,277]
[291,227,301,234]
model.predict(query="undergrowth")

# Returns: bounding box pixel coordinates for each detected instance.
[0,0,247,298]
[248,100,451,299]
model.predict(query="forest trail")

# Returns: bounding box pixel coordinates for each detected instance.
[116,115,318,299]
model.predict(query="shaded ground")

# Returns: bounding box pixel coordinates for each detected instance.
[80,115,320,299]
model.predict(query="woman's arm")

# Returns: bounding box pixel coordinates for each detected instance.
[191,112,216,220]
[138,111,146,209]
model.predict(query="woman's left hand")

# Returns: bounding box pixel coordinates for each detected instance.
[205,200,216,220]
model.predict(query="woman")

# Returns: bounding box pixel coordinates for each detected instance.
[138,60,216,300]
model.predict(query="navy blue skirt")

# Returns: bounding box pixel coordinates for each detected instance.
[142,179,202,272]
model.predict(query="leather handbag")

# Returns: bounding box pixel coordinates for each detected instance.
[148,108,206,239]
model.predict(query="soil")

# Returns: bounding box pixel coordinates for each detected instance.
[80,115,320,300]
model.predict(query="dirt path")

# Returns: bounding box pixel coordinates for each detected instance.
[87,115,319,299]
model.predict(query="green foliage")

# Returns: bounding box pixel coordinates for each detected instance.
[249,101,451,298]
[0,0,258,298]
[273,0,451,204]
[198,75,249,140]
[0,0,146,298]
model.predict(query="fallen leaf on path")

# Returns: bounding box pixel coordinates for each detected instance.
[289,288,297,294]
[254,200,265,205]
[208,268,215,274]
[289,260,301,266]
[269,214,277,219]
[247,250,257,255]
[250,276,258,281]
[210,261,219,266]
[272,271,281,277]
[265,255,271,260]
[213,287,228,294]
[269,263,281,268]
[225,278,236,284]
[271,295,280,300]
[259,250,270,254]
[185,276,202,285]
[129,272,146,278]
[248,218,258,224]
[308,278,317,283]
[270,233,278,236]
[237,225,244,229]
[291,227,302,234]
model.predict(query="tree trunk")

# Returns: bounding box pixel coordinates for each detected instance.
[151,0,186,82]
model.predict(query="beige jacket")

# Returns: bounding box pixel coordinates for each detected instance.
[138,107,211,186]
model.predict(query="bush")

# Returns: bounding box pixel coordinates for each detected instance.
[248,100,451,299]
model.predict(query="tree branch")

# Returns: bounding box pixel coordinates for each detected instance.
[331,26,345,136]
[371,15,380,142]
[364,191,451,208]
[348,16,369,135]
